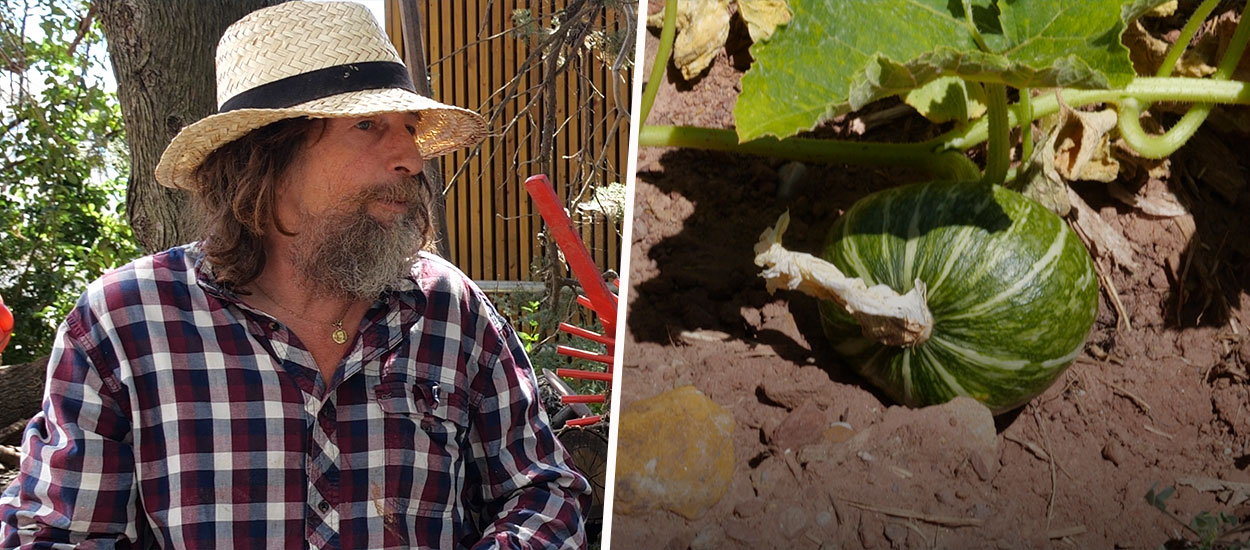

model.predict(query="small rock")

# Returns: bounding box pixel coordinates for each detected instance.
[614,386,736,519]
[955,488,970,500]
[970,452,993,481]
[771,401,829,452]
[815,509,834,526]
[1102,440,1125,466]
[663,529,695,550]
[935,487,957,505]
[734,498,766,518]
[942,397,999,472]
[883,521,909,545]
[823,422,855,444]
[721,516,757,545]
[858,516,880,549]
[780,508,811,539]
[758,367,832,409]
[689,525,728,550]
[972,502,993,519]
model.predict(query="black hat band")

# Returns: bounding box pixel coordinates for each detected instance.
[218,61,417,113]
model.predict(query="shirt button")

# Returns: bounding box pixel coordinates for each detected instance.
[318,501,330,512]
[268,321,279,331]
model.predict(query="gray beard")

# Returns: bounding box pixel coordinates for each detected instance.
[290,205,421,300]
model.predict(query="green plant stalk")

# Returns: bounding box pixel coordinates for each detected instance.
[934,77,1250,151]
[1016,89,1033,163]
[1156,0,1221,77]
[981,83,1009,185]
[1117,2,1250,158]
[1214,1,1250,80]
[639,0,676,125]
[639,78,1250,176]
[962,0,990,52]
[1116,99,1212,159]
[638,124,978,179]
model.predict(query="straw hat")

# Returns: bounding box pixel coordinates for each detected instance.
[155,1,487,190]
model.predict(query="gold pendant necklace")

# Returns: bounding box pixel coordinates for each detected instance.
[331,320,348,345]
[252,285,352,345]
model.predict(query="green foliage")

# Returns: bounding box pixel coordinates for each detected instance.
[495,288,610,412]
[517,298,543,353]
[1146,483,1250,550]
[0,0,140,363]
[1146,482,1176,512]
[734,0,1166,141]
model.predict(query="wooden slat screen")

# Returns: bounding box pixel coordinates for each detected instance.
[387,0,629,284]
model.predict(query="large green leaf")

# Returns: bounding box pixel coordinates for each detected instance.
[735,0,1161,141]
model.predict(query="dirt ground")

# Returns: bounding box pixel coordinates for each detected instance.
[611,12,1250,550]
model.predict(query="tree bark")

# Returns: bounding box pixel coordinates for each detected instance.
[98,0,282,253]
[0,356,49,432]
[397,0,451,258]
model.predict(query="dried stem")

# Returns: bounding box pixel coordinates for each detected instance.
[754,212,933,348]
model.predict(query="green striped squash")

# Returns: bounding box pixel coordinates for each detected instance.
[819,180,1099,414]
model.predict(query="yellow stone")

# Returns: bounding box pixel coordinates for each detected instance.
[613,385,735,520]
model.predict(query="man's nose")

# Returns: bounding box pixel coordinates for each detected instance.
[385,126,425,175]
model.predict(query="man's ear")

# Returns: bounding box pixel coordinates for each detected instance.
[268,175,300,237]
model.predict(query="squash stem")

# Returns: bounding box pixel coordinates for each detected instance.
[1117,2,1250,159]
[961,0,991,52]
[981,83,1010,186]
[755,212,933,347]
[932,77,1250,152]
[641,78,1250,173]
[639,0,677,125]
[1016,89,1033,164]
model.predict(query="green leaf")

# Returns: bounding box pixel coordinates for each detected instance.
[735,0,1161,141]
[1145,482,1174,512]
[736,0,982,140]
[904,76,987,123]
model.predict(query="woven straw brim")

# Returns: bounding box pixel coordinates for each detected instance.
[155,87,487,191]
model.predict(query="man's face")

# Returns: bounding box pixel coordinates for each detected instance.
[275,113,430,298]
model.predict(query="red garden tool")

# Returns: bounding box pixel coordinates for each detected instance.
[523,174,616,428]
[0,295,13,358]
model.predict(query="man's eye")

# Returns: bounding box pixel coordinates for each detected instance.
[405,124,417,136]
[354,120,375,130]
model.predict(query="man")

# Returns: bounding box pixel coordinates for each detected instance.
[0,2,590,549]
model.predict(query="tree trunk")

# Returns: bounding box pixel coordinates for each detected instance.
[0,356,49,433]
[397,0,451,258]
[98,0,282,254]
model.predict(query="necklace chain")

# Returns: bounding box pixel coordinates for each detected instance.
[250,285,352,345]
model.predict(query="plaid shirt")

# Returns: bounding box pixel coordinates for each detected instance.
[0,245,590,549]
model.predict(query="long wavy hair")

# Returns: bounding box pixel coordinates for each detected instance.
[193,118,313,289]
[191,117,438,289]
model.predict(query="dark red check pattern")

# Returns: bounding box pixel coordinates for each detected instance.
[0,245,590,549]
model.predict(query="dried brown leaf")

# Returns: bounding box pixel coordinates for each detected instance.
[1078,142,1122,183]
[1108,179,1188,218]
[1016,127,1072,217]
[1053,105,1119,182]
[1123,20,1170,75]
[1068,187,1141,271]
[647,0,731,80]
[1176,476,1250,506]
